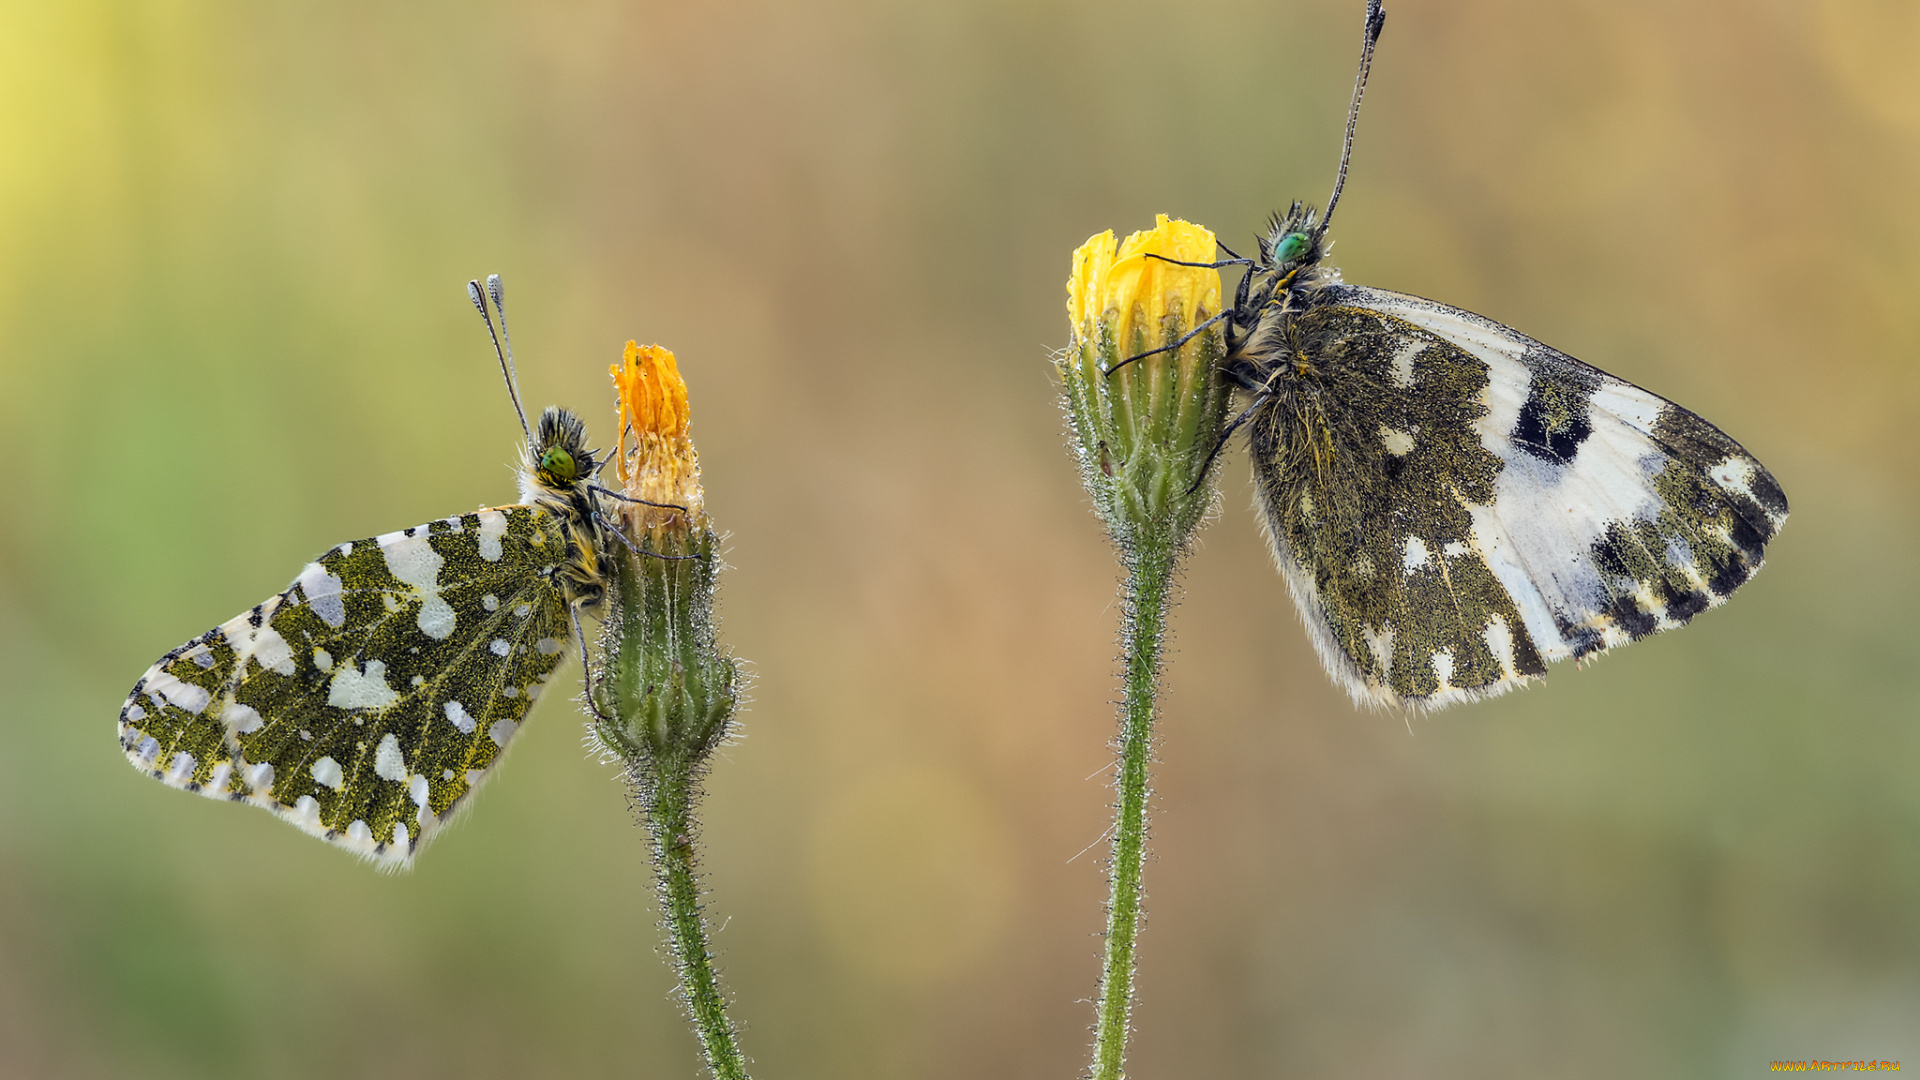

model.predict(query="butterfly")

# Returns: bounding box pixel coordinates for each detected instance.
[1134,0,1787,709]
[118,276,671,867]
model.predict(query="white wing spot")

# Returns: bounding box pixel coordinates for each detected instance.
[1443,541,1469,559]
[536,637,564,656]
[328,659,401,711]
[255,628,294,675]
[410,675,425,687]
[514,604,531,619]
[296,562,347,628]
[166,751,198,784]
[1389,340,1422,388]
[125,704,146,723]
[244,761,275,791]
[379,531,455,640]
[1380,426,1415,456]
[1362,623,1395,671]
[1431,648,1456,691]
[1590,381,1665,433]
[373,733,406,782]
[1484,615,1518,678]
[312,648,333,673]
[409,774,430,807]
[444,700,476,734]
[291,795,322,830]
[483,594,499,612]
[489,717,517,748]
[415,592,455,638]
[222,614,295,676]
[147,671,211,714]
[489,638,510,657]
[1707,456,1756,500]
[476,509,509,562]
[312,756,345,790]
[345,820,372,845]
[223,702,264,734]
[1402,536,1430,572]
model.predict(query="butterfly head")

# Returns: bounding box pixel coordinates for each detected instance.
[530,405,597,493]
[1238,201,1336,321]
[1262,202,1327,277]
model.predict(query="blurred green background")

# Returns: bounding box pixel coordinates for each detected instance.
[3,0,1916,1076]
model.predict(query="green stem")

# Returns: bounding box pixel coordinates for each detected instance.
[642,759,749,1080]
[1091,541,1174,1080]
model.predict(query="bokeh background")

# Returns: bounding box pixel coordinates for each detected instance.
[3,0,1917,1076]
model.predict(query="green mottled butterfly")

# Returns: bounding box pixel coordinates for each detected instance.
[119,276,670,867]
[1131,0,1787,708]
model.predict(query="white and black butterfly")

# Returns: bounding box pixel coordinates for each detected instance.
[1145,0,1787,708]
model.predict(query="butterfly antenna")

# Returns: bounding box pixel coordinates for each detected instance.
[1318,0,1386,240]
[468,274,534,450]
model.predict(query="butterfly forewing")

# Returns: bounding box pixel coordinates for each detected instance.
[120,505,576,867]
[1251,286,1787,709]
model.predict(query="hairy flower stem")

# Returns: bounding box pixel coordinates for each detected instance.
[640,757,747,1080]
[1093,543,1174,1080]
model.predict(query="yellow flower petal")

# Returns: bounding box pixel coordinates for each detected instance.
[611,341,704,530]
[1068,214,1221,362]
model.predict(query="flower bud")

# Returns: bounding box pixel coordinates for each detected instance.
[1060,215,1232,554]
[598,342,737,768]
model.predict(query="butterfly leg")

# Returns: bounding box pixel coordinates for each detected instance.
[589,484,688,513]
[1104,309,1232,376]
[1219,361,1267,392]
[1142,252,1255,271]
[569,603,613,723]
[1184,394,1272,495]
[594,511,705,561]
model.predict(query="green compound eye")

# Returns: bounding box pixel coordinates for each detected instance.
[1273,232,1311,264]
[539,445,577,482]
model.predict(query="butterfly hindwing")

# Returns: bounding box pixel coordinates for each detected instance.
[120,505,577,867]
[1250,285,1787,709]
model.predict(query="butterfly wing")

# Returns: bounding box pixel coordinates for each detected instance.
[1249,285,1787,709]
[119,505,577,868]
